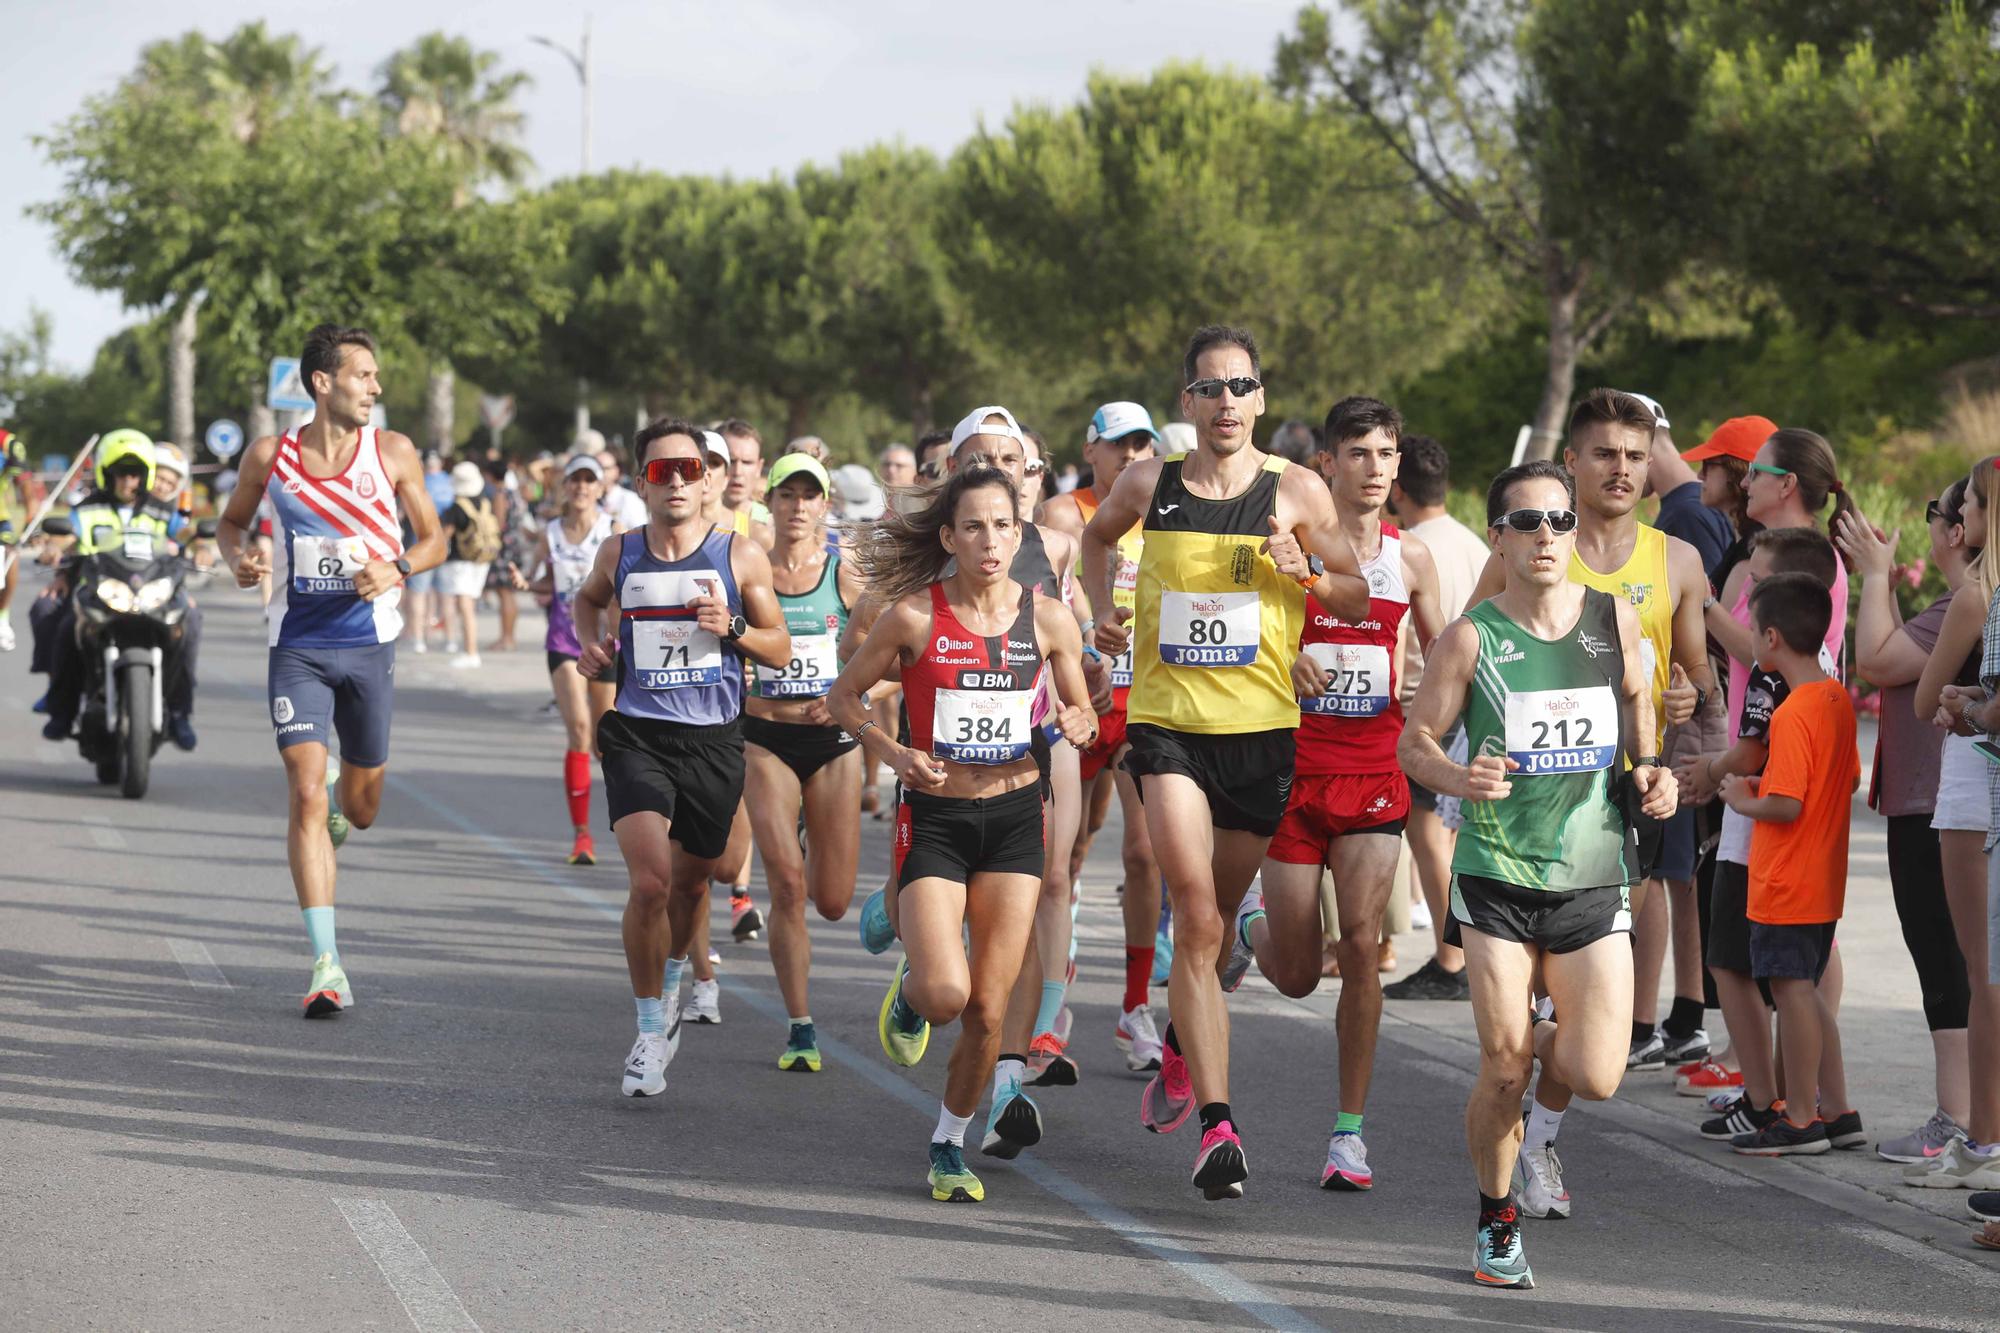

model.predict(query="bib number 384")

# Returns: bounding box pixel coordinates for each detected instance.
[1159,590,1259,667]
[1503,687,1618,774]
[932,689,1031,764]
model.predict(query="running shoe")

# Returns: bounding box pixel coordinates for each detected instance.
[1026,1030,1078,1087]
[878,958,930,1067]
[1474,1205,1534,1289]
[325,765,349,849]
[1514,1142,1570,1218]
[1733,1116,1830,1156]
[1702,1100,1782,1142]
[1382,957,1471,1001]
[1192,1120,1247,1200]
[778,1021,821,1073]
[0,621,14,652]
[1140,1040,1195,1134]
[928,1140,984,1202]
[1320,1131,1372,1191]
[858,887,895,955]
[1221,881,1263,994]
[1877,1108,1967,1164]
[1824,1109,1867,1150]
[1968,1192,2000,1223]
[687,978,722,1025]
[1115,1003,1164,1072]
[1627,1029,1666,1071]
[302,952,347,1019]
[621,1030,673,1097]
[1410,895,1432,932]
[1675,1058,1742,1097]
[1151,928,1173,986]
[1906,1137,2000,1188]
[706,946,722,967]
[1659,1028,1710,1064]
[568,832,596,866]
[730,892,764,942]
[981,1074,1042,1160]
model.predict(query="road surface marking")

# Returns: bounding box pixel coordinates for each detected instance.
[165,939,230,989]
[1600,1130,1753,1190]
[1841,1224,1994,1284]
[81,815,125,849]
[334,1198,481,1333]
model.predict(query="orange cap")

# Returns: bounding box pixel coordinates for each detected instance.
[1681,415,1778,465]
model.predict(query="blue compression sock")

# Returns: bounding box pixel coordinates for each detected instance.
[635,996,666,1035]
[663,955,687,998]
[1032,980,1066,1039]
[301,906,338,963]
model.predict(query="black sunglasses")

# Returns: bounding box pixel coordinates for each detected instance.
[1928,499,1962,525]
[1184,376,1263,399]
[1495,507,1579,534]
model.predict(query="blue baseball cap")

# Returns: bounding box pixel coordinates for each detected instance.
[1087,402,1161,446]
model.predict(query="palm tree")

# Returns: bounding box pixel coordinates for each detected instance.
[377,34,535,453]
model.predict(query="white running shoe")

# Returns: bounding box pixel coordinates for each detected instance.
[1906,1137,2000,1189]
[1221,877,1263,993]
[0,621,14,652]
[1515,1141,1571,1218]
[687,977,722,1025]
[1115,1003,1164,1072]
[622,1033,669,1097]
[1409,896,1432,932]
[1320,1132,1372,1191]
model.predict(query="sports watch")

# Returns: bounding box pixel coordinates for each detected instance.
[725,614,749,642]
[393,557,412,579]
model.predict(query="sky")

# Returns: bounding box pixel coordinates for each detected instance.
[4,0,1310,371]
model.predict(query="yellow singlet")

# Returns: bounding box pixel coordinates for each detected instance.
[1074,488,1145,694]
[1567,523,1673,712]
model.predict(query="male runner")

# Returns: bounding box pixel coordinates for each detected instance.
[217,324,446,1016]
[1038,401,1165,1072]
[718,418,776,539]
[1083,324,1368,1199]
[1230,397,1444,1191]
[571,418,790,1097]
[1400,458,1674,1289]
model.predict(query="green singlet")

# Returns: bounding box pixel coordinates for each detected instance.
[1451,587,1637,893]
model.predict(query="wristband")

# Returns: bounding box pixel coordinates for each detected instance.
[854,720,878,740]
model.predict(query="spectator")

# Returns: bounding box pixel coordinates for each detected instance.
[878,443,916,488]
[594,442,648,530]
[1267,418,1320,467]
[441,461,501,669]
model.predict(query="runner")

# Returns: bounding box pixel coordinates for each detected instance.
[743,453,868,1073]
[700,430,766,960]
[529,453,622,866]
[1399,458,1674,1289]
[570,418,790,1098]
[215,323,446,1017]
[828,465,1097,1203]
[717,418,777,546]
[1082,323,1369,1200]
[1037,401,1166,1073]
[1230,397,1444,1192]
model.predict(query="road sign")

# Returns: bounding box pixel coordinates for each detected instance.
[267,357,315,412]
[204,418,244,459]
[479,394,517,432]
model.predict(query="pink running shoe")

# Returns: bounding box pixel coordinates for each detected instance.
[1140,1042,1195,1134]
[1193,1120,1247,1200]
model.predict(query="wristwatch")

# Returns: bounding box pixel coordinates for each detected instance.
[1296,553,1326,589]
[724,613,748,642]
[1633,755,1662,767]
[393,557,412,579]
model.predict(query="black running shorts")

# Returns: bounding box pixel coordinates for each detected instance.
[743,714,857,787]
[597,711,744,860]
[1123,723,1296,838]
[1447,873,1632,955]
[894,782,1045,888]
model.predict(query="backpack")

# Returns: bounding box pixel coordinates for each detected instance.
[453,496,503,563]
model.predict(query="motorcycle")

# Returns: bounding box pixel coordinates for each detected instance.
[69,525,205,799]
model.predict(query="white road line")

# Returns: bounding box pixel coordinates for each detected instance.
[80,814,126,849]
[165,939,230,989]
[1600,1130,1753,1190]
[334,1198,481,1333]
[1841,1224,1995,1285]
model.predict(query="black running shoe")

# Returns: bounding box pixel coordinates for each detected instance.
[1733,1116,1830,1156]
[1968,1192,2000,1223]
[1382,958,1471,1001]
[1701,1100,1781,1142]
[1824,1109,1867,1150]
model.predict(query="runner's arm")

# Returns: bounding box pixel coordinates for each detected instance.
[1281,466,1368,621]
[1401,530,1445,653]
[1082,460,1155,655]
[216,436,279,587]
[1615,595,1657,758]
[828,598,940,783]
[1037,595,1099,748]
[728,539,792,671]
[1397,617,1482,799]
[1666,537,1717,698]
[571,533,623,668]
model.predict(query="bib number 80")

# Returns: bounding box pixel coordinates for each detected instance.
[1185,618,1228,645]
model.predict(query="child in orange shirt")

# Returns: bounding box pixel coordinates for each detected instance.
[1719,572,1861,1156]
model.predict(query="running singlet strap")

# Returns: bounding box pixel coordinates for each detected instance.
[1296,526,1408,776]
[1567,524,1672,713]
[901,583,1043,765]
[1453,588,1637,892]
[614,527,745,726]
[266,427,405,648]
[753,551,848,699]
[1129,453,1303,734]
[1074,489,1143,699]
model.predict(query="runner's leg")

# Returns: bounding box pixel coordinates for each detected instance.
[949,871,1042,1118]
[1329,833,1401,1115]
[1249,858,1325,998]
[1538,932,1638,1103]
[1462,930,1538,1198]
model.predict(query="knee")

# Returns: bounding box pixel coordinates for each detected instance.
[1477,1046,1534,1099]
[1567,1066,1623,1102]
[288,775,329,818]
[812,893,847,923]
[910,975,969,1024]
[346,806,377,832]
[626,868,673,909]
[1336,928,1381,975]
[957,994,1004,1038]
[1271,964,1320,1000]
[1174,908,1223,962]
[766,872,806,914]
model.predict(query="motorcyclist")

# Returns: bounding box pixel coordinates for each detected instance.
[147,442,204,749]
[40,430,196,748]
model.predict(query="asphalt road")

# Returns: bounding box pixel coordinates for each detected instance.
[2,584,1994,1331]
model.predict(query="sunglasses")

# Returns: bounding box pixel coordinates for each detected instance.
[1747,461,1790,478]
[1494,507,1579,534]
[1024,461,1046,476]
[641,456,704,486]
[1928,499,1963,525]
[1184,376,1263,399]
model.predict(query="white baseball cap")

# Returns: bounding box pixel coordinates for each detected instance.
[1623,391,1669,429]
[1087,402,1160,445]
[1159,422,1198,454]
[949,405,1024,456]
[700,430,729,467]
[563,453,603,480]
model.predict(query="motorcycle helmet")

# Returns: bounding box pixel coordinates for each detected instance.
[0,427,24,476]
[152,442,190,500]
[95,429,156,493]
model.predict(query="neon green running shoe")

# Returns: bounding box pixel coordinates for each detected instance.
[878,958,930,1067]
[928,1141,984,1202]
[778,1021,822,1073]
[303,952,349,1019]
[326,763,349,849]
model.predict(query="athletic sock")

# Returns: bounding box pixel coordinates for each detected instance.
[1663,996,1704,1040]
[1524,1100,1565,1150]
[1631,1020,1655,1046]
[790,1014,813,1031]
[1032,980,1066,1039]
[933,1105,973,1147]
[563,749,591,829]
[301,906,338,964]
[1123,946,1154,1012]
[1479,1191,1514,1219]
[1237,903,1266,950]
[663,955,687,1000]
[1334,1111,1364,1137]
[634,996,666,1036]
[1199,1102,1233,1134]
[994,1055,1026,1097]
[1164,1021,1182,1056]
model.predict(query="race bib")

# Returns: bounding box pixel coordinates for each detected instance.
[632,619,722,689]
[1503,686,1619,775]
[931,688,1032,764]
[291,534,368,595]
[552,555,590,602]
[1159,590,1259,667]
[1109,643,1135,689]
[121,532,156,563]
[756,632,838,698]
[1300,642,1392,717]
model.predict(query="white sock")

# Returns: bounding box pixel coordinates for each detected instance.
[993,1056,1026,1098]
[1525,1100,1565,1150]
[663,955,687,998]
[933,1104,973,1146]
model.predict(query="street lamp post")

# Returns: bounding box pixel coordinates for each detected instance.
[531,19,595,443]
